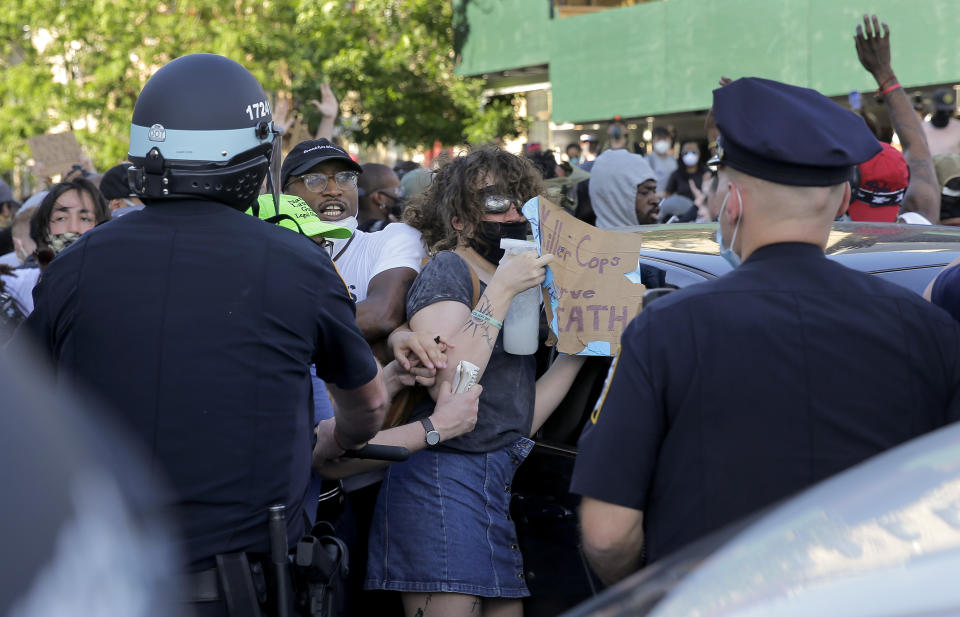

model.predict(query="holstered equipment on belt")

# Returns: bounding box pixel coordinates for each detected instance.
[293,522,349,617]
[184,507,349,616]
[185,552,266,616]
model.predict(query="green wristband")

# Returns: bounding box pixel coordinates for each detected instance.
[471,309,503,329]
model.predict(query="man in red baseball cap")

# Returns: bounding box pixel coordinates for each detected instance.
[848,142,909,222]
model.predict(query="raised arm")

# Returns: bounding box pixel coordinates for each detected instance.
[855,14,939,222]
[310,83,339,141]
[409,251,553,401]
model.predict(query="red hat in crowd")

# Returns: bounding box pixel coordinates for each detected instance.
[848,142,909,223]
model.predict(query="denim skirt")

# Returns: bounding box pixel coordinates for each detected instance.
[364,437,534,598]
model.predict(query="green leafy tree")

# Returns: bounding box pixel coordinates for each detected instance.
[0,0,520,189]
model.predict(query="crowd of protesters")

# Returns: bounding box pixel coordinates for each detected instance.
[4,12,960,617]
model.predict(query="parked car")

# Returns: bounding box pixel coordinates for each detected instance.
[515,222,960,617]
[559,416,960,617]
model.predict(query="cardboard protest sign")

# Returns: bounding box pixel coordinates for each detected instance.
[523,197,646,356]
[28,131,86,178]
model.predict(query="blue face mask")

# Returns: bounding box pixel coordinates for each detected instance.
[715,186,743,268]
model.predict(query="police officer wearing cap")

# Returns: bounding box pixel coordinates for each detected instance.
[570,77,960,585]
[16,54,388,616]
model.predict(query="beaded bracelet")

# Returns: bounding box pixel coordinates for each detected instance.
[471,309,503,329]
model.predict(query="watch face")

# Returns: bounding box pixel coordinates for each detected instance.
[426,431,441,446]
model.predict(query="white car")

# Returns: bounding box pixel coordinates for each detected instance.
[562,419,960,617]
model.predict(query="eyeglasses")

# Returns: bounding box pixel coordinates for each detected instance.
[479,186,523,213]
[292,171,359,193]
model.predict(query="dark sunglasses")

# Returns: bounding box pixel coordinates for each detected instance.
[292,171,359,193]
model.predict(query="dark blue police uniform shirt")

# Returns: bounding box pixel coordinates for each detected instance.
[22,199,377,568]
[571,242,960,563]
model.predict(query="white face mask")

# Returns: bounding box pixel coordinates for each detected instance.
[653,140,671,155]
[716,186,743,268]
[327,216,358,258]
[682,152,700,167]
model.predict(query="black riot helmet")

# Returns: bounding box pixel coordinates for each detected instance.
[127,53,279,210]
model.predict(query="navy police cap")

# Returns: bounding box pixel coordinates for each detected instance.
[710,77,881,187]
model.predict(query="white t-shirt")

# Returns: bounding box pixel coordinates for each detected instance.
[1,267,41,316]
[922,118,960,156]
[333,222,425,302]
[332,222,425,493]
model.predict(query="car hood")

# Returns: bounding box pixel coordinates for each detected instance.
[564,423,960,617]
[648,422,960,617]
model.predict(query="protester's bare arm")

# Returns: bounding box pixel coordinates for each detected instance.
[530,354,586,436]
[272,94,295,134]
[855,15,939,222]
[410,252,552,400]
[580,497,645,586]
[409,300,484,401]
[315,382,482,477]
[324,364,389,451]
[310,83,339,141]
[355,267,417,342]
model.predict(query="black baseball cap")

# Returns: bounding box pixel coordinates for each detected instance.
[99,163,135,200]
[280,138,362,188]
[933,89,956,113]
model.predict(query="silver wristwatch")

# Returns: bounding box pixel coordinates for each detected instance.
[420,417,441,446]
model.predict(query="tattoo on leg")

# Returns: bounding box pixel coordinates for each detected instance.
[415,610,424,617]
[471,597,481,614]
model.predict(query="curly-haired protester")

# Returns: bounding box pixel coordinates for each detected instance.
[367,147,584,617]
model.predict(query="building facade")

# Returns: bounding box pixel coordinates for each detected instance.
[455,0,960,154]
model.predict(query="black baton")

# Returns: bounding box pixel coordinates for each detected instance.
[340,444,410,461]
[268,504,291,617]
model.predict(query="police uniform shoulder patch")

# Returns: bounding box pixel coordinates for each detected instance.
[590,352,620,424]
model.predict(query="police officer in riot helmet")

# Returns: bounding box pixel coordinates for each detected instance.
[17,53,388,616]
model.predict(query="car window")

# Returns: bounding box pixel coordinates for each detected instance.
[636,258,712,289]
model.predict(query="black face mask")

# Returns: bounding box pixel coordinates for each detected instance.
[469,221,529,265]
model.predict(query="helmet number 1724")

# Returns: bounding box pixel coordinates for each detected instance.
[245,101,269,120]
